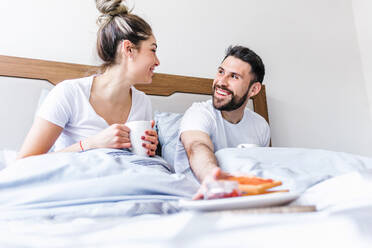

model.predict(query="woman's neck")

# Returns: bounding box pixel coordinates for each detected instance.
[93,65,132,105]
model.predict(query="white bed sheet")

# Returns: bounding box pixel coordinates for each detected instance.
[0,207,371,248]
[0,149,16,170]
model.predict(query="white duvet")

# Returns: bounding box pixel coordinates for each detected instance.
[0,147,371,247]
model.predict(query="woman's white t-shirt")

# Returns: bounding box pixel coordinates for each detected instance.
[37,76,152,151]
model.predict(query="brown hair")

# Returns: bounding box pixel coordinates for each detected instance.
[96,0,153,70]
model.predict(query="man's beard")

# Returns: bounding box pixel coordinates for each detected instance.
[212,86,249,111]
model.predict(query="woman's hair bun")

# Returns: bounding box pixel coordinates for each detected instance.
[96,0,129,16]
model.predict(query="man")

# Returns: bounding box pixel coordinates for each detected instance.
[173,45,270,197]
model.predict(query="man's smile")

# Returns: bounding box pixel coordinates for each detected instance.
[215,87,232,97]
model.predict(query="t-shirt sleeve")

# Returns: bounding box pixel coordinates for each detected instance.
[179,102,215,136]
[262,122,271,147]
[144,95,153,121]
[131,88,153,121]
[36,82,74,128]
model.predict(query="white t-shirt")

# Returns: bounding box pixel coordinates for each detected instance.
[37,76,152,151]
[174,99,270,174]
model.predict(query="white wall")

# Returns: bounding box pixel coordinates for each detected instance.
[352,0,372,123]
[134,0,372,156]
[0,0,371,156]
[0,0,99,150]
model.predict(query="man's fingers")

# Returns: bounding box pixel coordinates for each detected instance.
[212,167,222,180]
[192,191,204,200]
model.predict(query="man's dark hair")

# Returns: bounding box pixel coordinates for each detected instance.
[223,45,265,84]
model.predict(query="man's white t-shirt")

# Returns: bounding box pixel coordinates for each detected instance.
[174,99,270,174]
[37,76,152,151]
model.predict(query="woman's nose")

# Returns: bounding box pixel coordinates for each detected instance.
[155,55,160,67]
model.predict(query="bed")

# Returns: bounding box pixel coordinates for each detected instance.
[0,55,371,248]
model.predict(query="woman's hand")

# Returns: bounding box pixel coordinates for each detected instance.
[86,124,131,149]
[141,120,159,157]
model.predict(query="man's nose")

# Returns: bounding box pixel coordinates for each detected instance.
[218,74,229,86]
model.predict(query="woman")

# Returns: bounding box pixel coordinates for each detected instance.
[18,0,159,159]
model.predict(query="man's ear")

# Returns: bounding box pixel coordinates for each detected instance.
[248,82,262,98]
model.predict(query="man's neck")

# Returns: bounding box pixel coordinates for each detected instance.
[221,105,246,124]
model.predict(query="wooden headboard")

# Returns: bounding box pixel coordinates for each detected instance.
[0,55,269,123]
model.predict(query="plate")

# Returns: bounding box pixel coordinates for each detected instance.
[179,192,300,211]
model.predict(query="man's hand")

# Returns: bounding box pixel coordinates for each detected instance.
[181,130,218,182]
[192,167,231,200]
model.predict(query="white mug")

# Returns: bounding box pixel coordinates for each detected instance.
[237,143,259,148]
[125,120,152,156]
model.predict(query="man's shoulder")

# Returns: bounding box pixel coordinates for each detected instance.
[180,99,217,133]
[244,108,269,127]
[188,99,215,113]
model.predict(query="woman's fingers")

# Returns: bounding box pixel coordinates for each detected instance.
[145,129,157,137]
[142,142,157,151]
[118,124,131,132]
[120,142,131,149]
[115,136,130,144]
[143,130,158,144]
[142,135,158,145]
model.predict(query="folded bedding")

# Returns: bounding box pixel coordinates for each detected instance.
[0,148,199,220]
[216,147,372,211]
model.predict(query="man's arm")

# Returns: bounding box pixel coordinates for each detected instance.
[180,130,219,182]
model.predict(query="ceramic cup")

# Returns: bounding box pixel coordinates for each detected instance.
[125,120,152,156]
[237,143,259,148]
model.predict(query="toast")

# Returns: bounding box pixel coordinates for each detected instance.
[225,175,286,195]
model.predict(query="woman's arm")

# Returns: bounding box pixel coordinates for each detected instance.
[18,118,134,159]
[17,117,63,159]
[18,117,157,159]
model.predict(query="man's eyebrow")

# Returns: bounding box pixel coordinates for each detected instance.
[218,66,243,77]
[231,72,243,78]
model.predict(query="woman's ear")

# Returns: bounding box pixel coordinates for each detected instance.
[248,82,262,98]
[121,40,135,59]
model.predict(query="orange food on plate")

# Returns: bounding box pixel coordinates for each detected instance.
[224,175,286,196]
[225,175,274,185]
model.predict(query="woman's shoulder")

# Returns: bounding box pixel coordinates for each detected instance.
[54,76,93,96]
[59,76,92,89]
[131,86,150,101]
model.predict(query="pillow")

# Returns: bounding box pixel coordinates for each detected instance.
[154,111,183,170]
